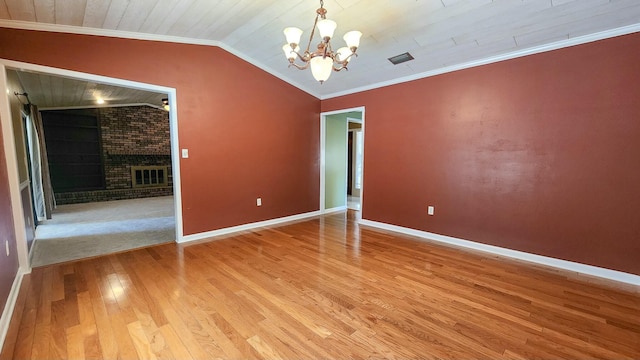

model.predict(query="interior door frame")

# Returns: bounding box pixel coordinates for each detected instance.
[319,106,365,213]
[0,59,183,272]
[347,124,363,199]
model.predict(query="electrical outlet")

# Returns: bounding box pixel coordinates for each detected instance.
[427,206,435,216]
[256,198,262,206]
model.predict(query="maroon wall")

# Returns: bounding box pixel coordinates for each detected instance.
[0,28,321,235]
[0,124,19,315]
[323,33,640,275]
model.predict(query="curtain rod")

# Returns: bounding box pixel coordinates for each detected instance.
[14,92,32,105]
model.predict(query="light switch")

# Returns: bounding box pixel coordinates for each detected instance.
[257,198,262,206]
[428,206,435,216]
[181,149,189,158]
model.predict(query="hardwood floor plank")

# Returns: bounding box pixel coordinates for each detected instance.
[127,321,157,360]
[13,271,42,360]
[31,267,52,360]
[109,312,139,359]
[132,308,175,360]
[51,266,65,302]
[157,324,194,360]
[65,325,84,360]
[80,260,118,359]
[123,253,211,359]
[49,299,67,359]
[246,334,284,360]
[3,211,638,359]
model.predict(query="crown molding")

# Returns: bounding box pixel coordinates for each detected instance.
[0,19,220,46]
[321,23,640,100]
[0,20,320,99]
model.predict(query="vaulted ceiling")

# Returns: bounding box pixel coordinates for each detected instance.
[1,0,639,106]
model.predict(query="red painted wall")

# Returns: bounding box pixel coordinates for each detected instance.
[323,33,640,275]
[0,28,321,235]
[0,124,19,315]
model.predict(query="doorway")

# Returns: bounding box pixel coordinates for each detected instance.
[347,120,363,211]
[1,59,183,269]
[320,106,365,213]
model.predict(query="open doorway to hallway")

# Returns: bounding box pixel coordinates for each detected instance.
[347,119,363,211]
[321,107,365,214]
[2,61,182,268]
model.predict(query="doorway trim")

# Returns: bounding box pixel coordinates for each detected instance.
[0,59,184,270]
[320,106,365,213]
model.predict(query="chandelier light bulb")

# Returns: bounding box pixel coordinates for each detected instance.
[284,27,303,47]
[336,47,351,62]
[317,19,337,40]
[343,31,362,51]
[282,44,300,60]
[310,56,333,83]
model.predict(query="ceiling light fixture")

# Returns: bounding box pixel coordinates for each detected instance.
[282,0,362,84]
[96,98,105,105]
[162,98,170,111]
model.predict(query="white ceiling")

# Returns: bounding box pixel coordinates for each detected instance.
[10,70,167,109]
[1,0,639,105]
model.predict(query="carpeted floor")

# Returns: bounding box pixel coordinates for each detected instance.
[30,196,175,267]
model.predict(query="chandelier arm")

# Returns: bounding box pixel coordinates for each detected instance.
[332,63,348,72]
[337,52,357,64]
[290,49,311,62]
[289,62,310,70]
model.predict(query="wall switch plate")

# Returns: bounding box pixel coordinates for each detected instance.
[428,206,435,216]
[181,149,189,158]
[257,198,262,206]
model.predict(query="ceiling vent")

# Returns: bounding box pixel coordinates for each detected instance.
[388,52,414,65]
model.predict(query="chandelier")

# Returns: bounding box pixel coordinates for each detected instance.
[282,0,362,84]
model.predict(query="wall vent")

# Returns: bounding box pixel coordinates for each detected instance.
[388,52,414,65]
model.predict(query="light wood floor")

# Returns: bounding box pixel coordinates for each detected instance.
[2,211,639,359]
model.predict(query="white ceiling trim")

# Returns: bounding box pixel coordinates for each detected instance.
[2,20,639,101]
[322,23,640,100]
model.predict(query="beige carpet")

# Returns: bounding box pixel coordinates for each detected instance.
[31,196,175,267]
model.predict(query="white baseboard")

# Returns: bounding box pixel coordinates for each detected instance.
[323,205,347,214]
[359,219,640,286]
[0,267,29,354]
[180,210,322,243]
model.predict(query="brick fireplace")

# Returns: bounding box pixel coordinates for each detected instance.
[50,105,173,205]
